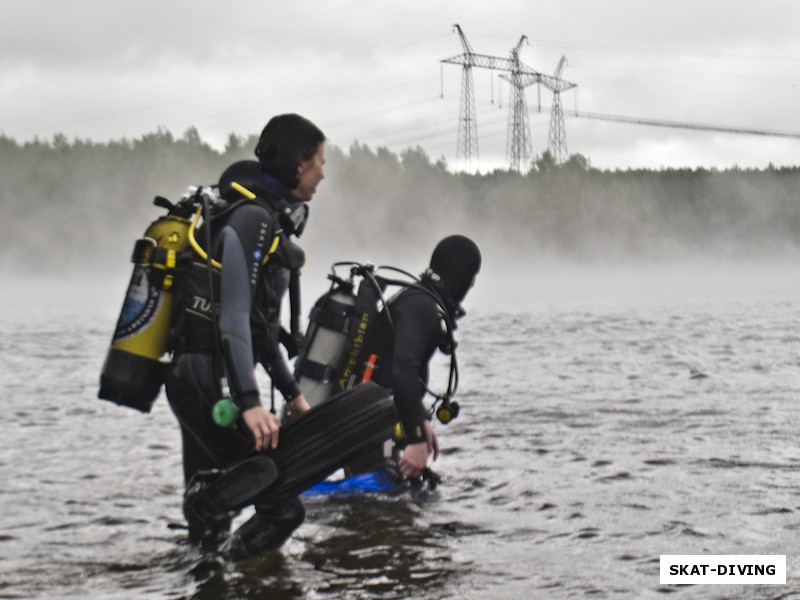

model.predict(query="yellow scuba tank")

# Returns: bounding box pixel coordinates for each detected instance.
[99,196,195,413]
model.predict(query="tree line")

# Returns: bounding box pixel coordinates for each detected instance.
[1,127,798,274]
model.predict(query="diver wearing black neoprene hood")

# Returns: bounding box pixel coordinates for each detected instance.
[370,235,481,480]
[422,234,482,320]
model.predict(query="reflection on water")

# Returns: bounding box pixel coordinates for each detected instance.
[299,496,474,599]
[169,495,472,600]
[1,271,799,599]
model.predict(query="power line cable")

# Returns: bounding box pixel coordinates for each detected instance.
[568,63,798,87]
[571,110,800,139]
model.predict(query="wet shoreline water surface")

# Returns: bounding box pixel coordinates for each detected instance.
[0,269,798,599]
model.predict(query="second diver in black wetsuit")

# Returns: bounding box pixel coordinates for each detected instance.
[166,114,326,558]
[368,235,482,479]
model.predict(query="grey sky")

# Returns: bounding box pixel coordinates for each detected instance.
[2,0,799,170]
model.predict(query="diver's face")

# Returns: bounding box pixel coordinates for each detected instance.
[293,143,326,202]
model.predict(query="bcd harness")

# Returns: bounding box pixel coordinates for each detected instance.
[293,262,462,429]
[98,181,307,414]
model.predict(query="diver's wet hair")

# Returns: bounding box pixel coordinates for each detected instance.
[255,114,325,190]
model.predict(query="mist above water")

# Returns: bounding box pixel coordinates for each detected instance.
[1,133,799,319]
[4,261,799,332]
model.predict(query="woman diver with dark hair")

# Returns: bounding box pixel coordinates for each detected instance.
[166,113,326,558]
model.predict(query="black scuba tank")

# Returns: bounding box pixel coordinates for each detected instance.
[98,195,199,412]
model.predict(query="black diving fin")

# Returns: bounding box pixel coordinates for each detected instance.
[184,455,279,523]
[263,381,398,499]
[185,382,398,521]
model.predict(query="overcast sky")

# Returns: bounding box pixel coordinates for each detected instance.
[2,0,799,171]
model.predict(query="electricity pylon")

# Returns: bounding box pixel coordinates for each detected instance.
[441,25,539,171]
[447,25,479,170]
[506,35,532,171]
[501,54,577,167]
[441,25,577,171]
[547,56,572,163]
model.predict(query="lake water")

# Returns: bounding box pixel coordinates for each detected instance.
[0,266,798,599]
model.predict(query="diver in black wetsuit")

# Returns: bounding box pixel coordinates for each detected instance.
[371,235,482,479]
[166,114,325,558]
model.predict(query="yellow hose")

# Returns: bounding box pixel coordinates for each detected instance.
[231,181,256,199]
[188,207,222,269]
[186,181,269,270]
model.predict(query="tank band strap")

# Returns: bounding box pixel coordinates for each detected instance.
[295,356,337,384]
[309,305,352,333]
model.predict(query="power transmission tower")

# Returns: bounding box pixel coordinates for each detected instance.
[502,55,577,167]
[506,35,532,171]
[441,24,524,171]
[448,25,479,170]
[547,56,571,163]
[441,25,577,171]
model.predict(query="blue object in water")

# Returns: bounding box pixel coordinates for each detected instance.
[303,469,397,497]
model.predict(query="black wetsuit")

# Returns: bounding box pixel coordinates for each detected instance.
[354,236,478,478]
[343,283,447,476]
[166,170,305,553]
[372,284,447,445]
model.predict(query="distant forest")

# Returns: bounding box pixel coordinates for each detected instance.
[1,127,799,274]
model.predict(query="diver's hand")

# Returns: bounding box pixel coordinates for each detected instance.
[399,442,429,479]
[285,394,311,418]
[398,421,440,479]
[242,406,281,451]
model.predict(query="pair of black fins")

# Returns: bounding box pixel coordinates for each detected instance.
[185,382,397,518]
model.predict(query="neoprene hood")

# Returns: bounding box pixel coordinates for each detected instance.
[429,235,482,303]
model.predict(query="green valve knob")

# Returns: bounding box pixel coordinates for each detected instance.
[212,397,239,428]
